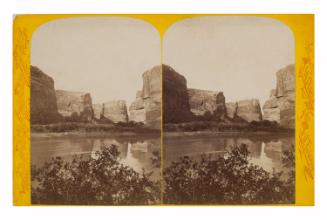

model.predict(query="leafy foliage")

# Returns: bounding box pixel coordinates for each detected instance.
[163,144,295,204]
[32,145,160,205]
[32,143,294,205]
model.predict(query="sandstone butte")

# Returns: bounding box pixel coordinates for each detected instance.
[30,65,161,130]
[162,64,264,124]
[55,90,94,122]
[262,64,295,129]
[30,64,294,129]
[129,65,161,129]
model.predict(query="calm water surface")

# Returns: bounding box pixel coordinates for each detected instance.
[164,133,294,173]
[31,135,160,181]
[32,132,294,182]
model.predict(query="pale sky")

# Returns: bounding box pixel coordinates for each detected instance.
[163,16,294,106]
[31,17,160,105]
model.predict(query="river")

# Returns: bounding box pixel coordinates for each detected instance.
[163,132,294,174]
[31,134,161,181]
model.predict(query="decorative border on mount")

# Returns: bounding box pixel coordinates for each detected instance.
[13,14,314,206]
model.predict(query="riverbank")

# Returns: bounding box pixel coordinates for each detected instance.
[164,120,294,133]
[31,131,161,139]
[31,122,160,135]
[164,130,294,138]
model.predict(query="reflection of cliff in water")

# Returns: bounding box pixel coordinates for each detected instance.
[31,136,160,181]
[164,134,294,173]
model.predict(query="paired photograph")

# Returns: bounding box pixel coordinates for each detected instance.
[30,16,295,205]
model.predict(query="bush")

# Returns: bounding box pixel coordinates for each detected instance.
[163,144,295,204]
[31,144,294,205]
[32,145,160,205]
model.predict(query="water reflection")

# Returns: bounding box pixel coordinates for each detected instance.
[163,134,294,173]
[31,136,160,181]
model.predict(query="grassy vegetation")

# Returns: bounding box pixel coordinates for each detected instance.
[31,121,159,134]
[164,120,292,133]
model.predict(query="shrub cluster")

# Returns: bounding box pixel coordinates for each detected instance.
[31,144,294,205]
[164,144,295,204]
[32,145,160,205]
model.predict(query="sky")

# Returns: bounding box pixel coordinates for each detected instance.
[31,17,160,105]
[163,16,294,106]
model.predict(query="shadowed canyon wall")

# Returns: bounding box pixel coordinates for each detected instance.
[162,65,193,123]
[30,66,61,124]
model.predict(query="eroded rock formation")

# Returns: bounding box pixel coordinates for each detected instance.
[92,103,103,120]
[163,65,193,123]
[56,90,94,122]
[235,99,262,122]
[102,100,128,123]
[129,91,146,123]
[30,66,60,124]
[263,64,295,128]
[226,100,262,122]
[188,88,226,120]
[129,65,161,129]
[226,102,237,119]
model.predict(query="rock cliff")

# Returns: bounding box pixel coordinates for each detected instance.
[30,66,60,124]
[235,99,262,122]
[236,99,262,122]
[129,66,161,129]
[188,88,226,120]
[129,91,146,123]
[226,102,237,119]
[92,103,103,120]
[142,65,161,129]
[55,90,94,122]
[263,64,295,129]
[226,100,262,122]
[163,64,193,123]
[102,100,128,123]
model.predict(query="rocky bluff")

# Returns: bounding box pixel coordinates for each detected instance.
[30,66,61,124]
[129,65,161,129]
[162,65,193,123]
[55,90,94,122]
[30,65,160,129]
[93,101,129,123]
[162,64,263,124]
[262,64,295,129]
[188,88,226,121]
[226,100,262,122]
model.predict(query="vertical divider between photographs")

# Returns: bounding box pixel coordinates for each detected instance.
[160,35,164,205]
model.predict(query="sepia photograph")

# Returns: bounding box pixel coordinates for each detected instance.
[12,14,314,207]
[30,17,161,205]
[162,16,295,204]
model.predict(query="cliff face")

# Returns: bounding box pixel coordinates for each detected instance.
[56,90,94,122]
[129,66,161,129]
[129,91,146,123]
[30,66,60,124]
[188,89,226,120]
[103,100,128,123]
[235,99,262,122]
[263,64,295,128]
[226,102,237,119]
[142,66,161,129]
[163,65,193,123]
[92,103,103,120]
